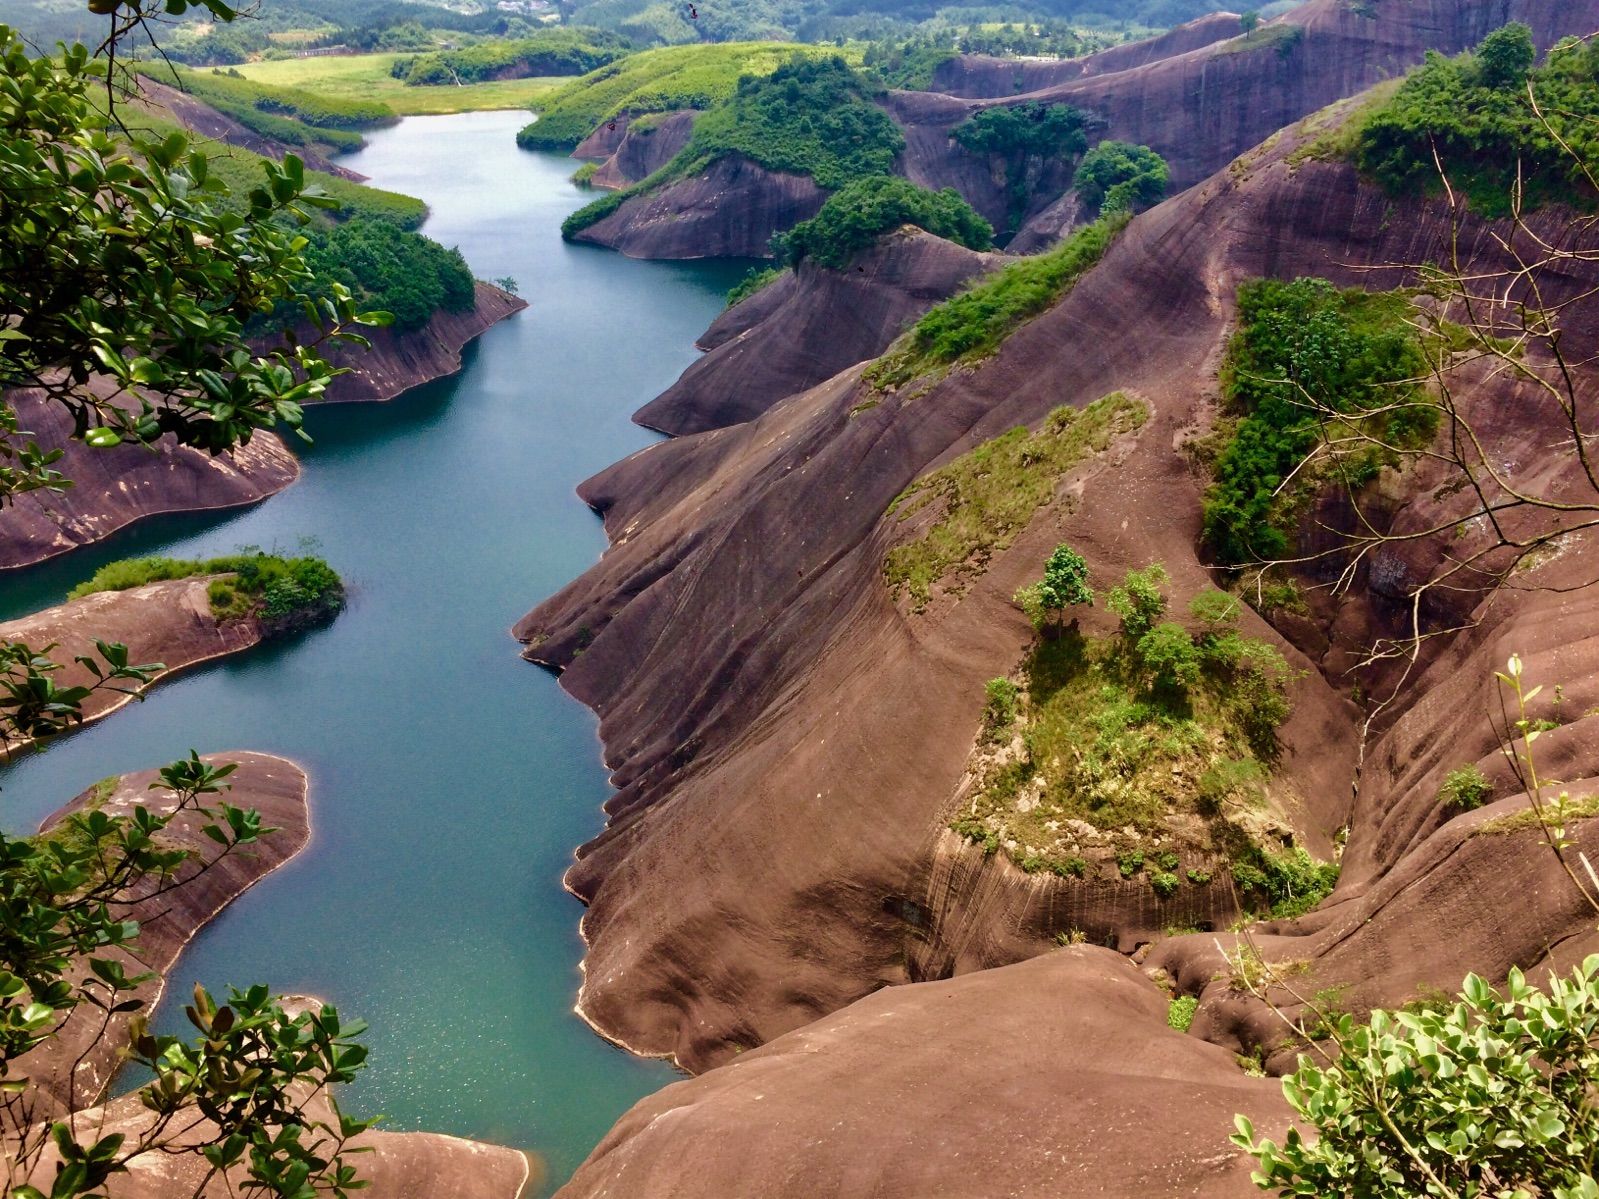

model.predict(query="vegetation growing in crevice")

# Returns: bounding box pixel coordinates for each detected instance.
[726,265,783,306]
[1073,140,1169,218]
[883,392,1147,609]
[69,552,345,625]
[952,101,1089,232]
[1202,277,1434,567]
[951,558,1315,894]
[1349,23,1599,216]
[1438,762,1493,812]
[867,211,1128,391]
[770,176,991,268]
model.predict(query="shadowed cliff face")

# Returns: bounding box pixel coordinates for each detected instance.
[576,111,697,191]
[557,948,1288,1199]
[634,229,1002,435]
[517,100,1599,1082]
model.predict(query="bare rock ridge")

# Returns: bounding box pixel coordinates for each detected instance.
[634,229,1003,435]
[319,280,527,404]
[558,949,1289,1199]
[0,283,525,570]
[18,753,312,1118]
[576,0,1599,260]
[576,110,697,190]
[568,153,828,259]
[12,755,535,1199]
[929,11,1247,98]
[518,83,1599,1116]
[0,389,299,571]
[0,578,269,735]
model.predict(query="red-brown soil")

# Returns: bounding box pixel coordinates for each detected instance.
[635,229,1002,435]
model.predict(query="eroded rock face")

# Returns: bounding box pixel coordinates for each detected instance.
[580,111,698,191]
[319,281,527,403]
[893,0,1599,199]
[518,102,1599,1079]
[15,753,311,1119]
[929,12,1249,98]
[558,948,1287,1199]
[0,579,267,733]
[0,284,524,569]
[567,154,828,259]
[635,229,1003,435]
[0,391,299,571]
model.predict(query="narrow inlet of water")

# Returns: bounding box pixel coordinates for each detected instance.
[0,109,751,1192]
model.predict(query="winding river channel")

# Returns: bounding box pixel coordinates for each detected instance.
[0,110,749,1192]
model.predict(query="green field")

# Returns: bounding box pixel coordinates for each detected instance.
[235,54,566,114]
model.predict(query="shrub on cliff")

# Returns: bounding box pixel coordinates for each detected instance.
[1351,23,1599,215]
[677,55,904,189]
[1235,955,1599,1198]
[1073,141,1169,216]
[303,216,475,331]
[1202,278,1432,566]
[953,101,1090,230]
[68,551,346,624]
[771,176,992,268]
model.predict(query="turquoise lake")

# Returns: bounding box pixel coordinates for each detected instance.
[0,109,751,1192]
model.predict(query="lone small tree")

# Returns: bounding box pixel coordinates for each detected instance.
[1016,543,1093,630]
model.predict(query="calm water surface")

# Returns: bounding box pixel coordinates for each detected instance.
[0,110,749,1191]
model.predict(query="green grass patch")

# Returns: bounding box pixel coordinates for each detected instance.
[884,392,1146,610]
[1202,277,1433,566]
[518,41,859,152]
[69,552,344,625]
[1168,995,1199,1031]
[1475,792,1599,837]
[390,29,629,86]
[949,564,1304,887]
[867,212,1127,392]
[235,53,567,115]
[726,265,782,307]
[158,63,396,130]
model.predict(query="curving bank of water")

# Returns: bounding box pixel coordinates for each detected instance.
[0,110,749,1192]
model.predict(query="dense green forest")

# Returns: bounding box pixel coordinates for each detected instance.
[772,175,992,266]
[1348,23,1599,215]
[559,54,901,236]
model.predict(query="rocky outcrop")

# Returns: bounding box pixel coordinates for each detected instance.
[893,0,1599,198]
[567,154,828,259]
[581,111,697,191]
[319,281,527,403]
[0,390,299,571]
[136,77,365,181]
[929,11,1247,98]
[0,284,523,569]
[557,948,1287,1199]
[518,92,1599,1081]
[1006,187,1085,254]
[0,578,267,736]
[16,753,312,1119]
[634,229,1002,435]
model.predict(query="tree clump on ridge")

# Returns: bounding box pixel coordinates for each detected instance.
[771,175,992,268]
